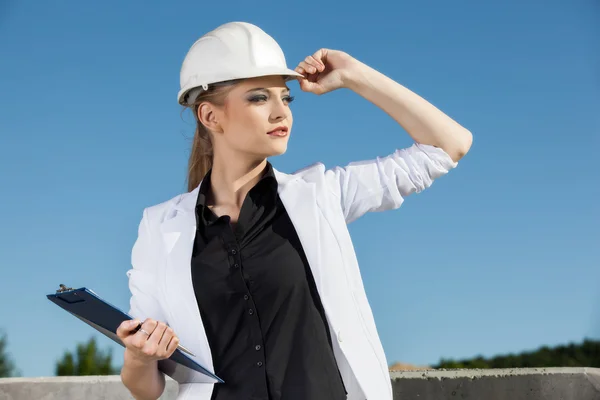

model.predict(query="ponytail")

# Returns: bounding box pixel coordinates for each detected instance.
[187,123,213,192]
[185,80,239,192]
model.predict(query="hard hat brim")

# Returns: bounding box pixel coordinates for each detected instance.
[178,67,304,106]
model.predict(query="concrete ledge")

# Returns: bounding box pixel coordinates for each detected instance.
[0,376,178,400]
[0,368,598,399]
[391,367,600,399]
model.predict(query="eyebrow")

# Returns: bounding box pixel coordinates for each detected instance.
[245,87,290,94]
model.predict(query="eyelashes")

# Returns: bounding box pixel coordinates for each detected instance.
[247,95,295,104]
[247,95,267,102]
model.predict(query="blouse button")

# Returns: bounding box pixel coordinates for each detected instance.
[255,345,261,351]
[248,309,254,315]
[243,295,249,300]
[257,361,263,367]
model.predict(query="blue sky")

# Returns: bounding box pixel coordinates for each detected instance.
[0,0,598,377]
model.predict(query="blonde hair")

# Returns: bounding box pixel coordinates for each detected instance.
[185,81,240,191]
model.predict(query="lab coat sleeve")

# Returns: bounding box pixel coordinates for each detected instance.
[126,208,168,323]
[324,143,457,224]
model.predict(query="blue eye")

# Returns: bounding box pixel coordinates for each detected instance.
[248,95,268,102]
[247,94,294,104]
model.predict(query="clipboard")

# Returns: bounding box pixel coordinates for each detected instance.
[47,285,224,384]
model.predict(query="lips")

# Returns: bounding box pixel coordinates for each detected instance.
[267,126,288,137]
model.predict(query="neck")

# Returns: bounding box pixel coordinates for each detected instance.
[208,152,268,208]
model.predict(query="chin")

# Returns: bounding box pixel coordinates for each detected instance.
[265,142,288,157]
[268,148,288,157]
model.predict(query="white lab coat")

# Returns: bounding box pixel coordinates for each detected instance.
[127,143,457,400]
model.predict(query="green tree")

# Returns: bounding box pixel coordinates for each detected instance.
[55,337,120,376]
[434,338,600,369]
[0,332,18,377]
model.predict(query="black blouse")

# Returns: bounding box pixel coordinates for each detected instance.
[191,163,347,400]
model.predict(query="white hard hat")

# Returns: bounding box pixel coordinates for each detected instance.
[178,22,303,106]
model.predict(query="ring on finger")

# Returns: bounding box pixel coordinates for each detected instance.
[139,328,150,336]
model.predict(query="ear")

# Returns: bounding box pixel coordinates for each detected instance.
[197,102,222,133]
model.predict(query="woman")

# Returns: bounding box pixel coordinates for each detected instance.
[116,21,472,400]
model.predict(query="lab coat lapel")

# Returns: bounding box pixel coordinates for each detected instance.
[160,185,215,373]
[275,170,326,298]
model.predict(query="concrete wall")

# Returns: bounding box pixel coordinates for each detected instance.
[390,367,600,400]
[1,368,599,399]
[0,376,178,400]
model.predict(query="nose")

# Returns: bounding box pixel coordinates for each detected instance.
[269,98,289,122]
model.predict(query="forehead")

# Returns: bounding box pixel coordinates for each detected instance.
[237,75,290,91]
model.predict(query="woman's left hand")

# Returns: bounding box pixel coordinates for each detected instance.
[294,49,361,95]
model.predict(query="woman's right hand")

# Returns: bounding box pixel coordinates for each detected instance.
[116,318,180,364]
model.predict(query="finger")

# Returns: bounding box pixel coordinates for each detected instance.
[129,328,149,350]
[311,48,328,65]
[130,320,152,348]
[305,55,325,71]
[138,319,160,355]
[117,319,140,339]
[140,319,158,336]
[157,326,174,351]
[294,66,306,76]
[141,340,159,358]
[130,333,148,350]
[298,78,311,91]
[298,61,314,74]
[157,327,175,357]
[298,61,317,75]
[165,335,181,358]
[147,322,169,347]
[132,319,157,344]
[299,78,322,94]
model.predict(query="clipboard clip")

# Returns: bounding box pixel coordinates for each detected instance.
[57,284,75,293]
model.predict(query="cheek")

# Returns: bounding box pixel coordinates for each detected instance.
[231,107,268,134]
[223,108,267,147]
